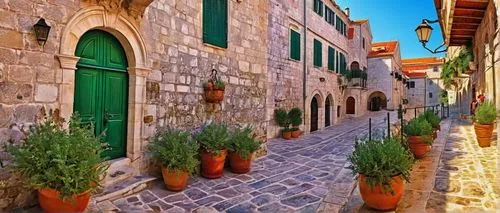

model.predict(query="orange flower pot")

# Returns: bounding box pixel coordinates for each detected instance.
[204,90,225,103]
[408,136,431,159]
[474,123,494,147]
[358,174,404,211]
[38,188,91,213]
[200,149,227,179]
[282,131,292,140]
[291,130,301,138]
[161,167,189,192]
[229,152,253,174]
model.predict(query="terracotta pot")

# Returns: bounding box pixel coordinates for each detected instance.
[282,131,292,140]
[204,89,225,103]
[200,149,227,179]
[474,123,494,147]
[161,167,189,192]
[408,136,431,159]
[38,188,91,213]
[229,152,253,174]
[358,174,404,211]
[291,129,301,138]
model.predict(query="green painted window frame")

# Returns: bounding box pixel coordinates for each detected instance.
[313,39,322,67]
[336,51,340,73]
[325,6,335,25]
[289,29,301,61]
[328,47,335,71]
[314,0,323,16]
[202,0,228,48]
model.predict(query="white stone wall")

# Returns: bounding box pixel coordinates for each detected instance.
[367,57,394,108]
[408,77,426,107]
[348,22,372,70]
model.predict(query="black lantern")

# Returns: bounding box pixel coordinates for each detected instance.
[33,18,51,46]
[415,21,433,44]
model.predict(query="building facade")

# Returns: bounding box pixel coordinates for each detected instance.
[0,0,382,210]
[402,57,445,108]
[366,41,406,111]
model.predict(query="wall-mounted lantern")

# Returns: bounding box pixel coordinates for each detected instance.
[33,18,51,46]
[415,19,446,54]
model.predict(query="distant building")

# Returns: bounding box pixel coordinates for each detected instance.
[402,57,445,108]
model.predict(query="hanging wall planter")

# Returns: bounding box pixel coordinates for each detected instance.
[204,68,225,103]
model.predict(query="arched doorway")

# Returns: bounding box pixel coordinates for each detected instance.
[74,30,128,159]
[311,97,319,132]
[368,92,388,111]
[346,97,355,115]
[325,95,333,127]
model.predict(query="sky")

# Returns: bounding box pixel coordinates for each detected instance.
[335,0,445,59]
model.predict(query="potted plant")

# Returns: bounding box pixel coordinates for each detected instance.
[274,108,291,140]
[473,102,497,147]
[196,123,229,178]
[204,79,225,103]
[148,129,199,191]
[288,107,303,138]
[348,138,414,211]
[422,110,441,139]
[8,115,107,213]
[404,117,433,158]
[227,127,260,174]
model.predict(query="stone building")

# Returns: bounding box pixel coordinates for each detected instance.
[0,0,376,210]
[266,0,373,136]
[434,0,499,114]
[367,41,406,111]
[402,57,445,108]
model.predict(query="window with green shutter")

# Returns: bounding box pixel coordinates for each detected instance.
[313,39,322,67]
[336,51,339,73]
[328,47,335,71]
[290,29,301,61]
[314,0,323,16]
[325,6,335,26]
[203,0,228,48]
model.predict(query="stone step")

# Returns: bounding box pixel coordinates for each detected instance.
[101,157,136,187]
[93,175,157,203]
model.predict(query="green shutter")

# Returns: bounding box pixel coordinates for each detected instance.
[336,52,339,73]
[328,47,335,71]
[203,0,228,48]
[314,39,322,67]
[319,1,323,16]
[290,29,301,61]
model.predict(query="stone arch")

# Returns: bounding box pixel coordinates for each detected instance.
[350,61,360,70]
[57,6,151,161]
[368,91,388,111]
[346,96,356,115]
[325,94,334,127]
[305,91,325,133]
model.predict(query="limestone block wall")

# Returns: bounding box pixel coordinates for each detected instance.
[348,22,371,70]
[367,58,394,109]
[408,77,426,107]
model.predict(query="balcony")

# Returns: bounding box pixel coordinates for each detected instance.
[341,69,368,88]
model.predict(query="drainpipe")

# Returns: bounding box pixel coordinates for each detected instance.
[302,0,307,126]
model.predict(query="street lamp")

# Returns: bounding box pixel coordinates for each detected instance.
[415,19,446,54]
[33,18,51,46]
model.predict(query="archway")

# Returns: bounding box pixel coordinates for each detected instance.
[368,91,388,111]
[325,95,333,127]
[75,30,128,159]
[350,61,360,70]
[311,97,319,132]
[57,6,151,161]
[346,97,355,115]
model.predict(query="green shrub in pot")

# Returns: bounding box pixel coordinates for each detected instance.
[421,110,441,129]
[196,123,229,178]
[227,127,260,174]
[403,117,433,144]
[474,102,497,125]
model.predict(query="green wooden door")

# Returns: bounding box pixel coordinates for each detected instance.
[74,30,128,160]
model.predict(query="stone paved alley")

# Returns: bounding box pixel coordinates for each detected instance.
[91,111,399,213]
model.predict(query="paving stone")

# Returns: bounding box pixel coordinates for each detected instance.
[164,194,189,203]
[139,190,158,203]
[148,200,173,211]
[282,183,314,198]
[281,193,320,208]
[226,202,257,213]
[258,202,292,212]
[217,188,240,198]
[184,188,208,200]
[195,196,224,206]
[251,194,275,206]
[259,184,288,195]
[294,174,316,181]
[173,201,199,211]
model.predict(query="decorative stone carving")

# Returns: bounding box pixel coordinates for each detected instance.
[81,0,153,20]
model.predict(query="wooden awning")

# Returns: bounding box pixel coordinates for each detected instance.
[435,0,488,46]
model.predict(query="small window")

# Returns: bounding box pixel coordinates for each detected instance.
[289,29,301,61]
[202,0,228,48]
[313,39,322,67]
[433,66,439,72]
[328,47,335,71]
[325,6,335,25]
[313,0,323,16]
[429,80,432,85]
[410,81,415,88]
[429,93,433,98]
[337,106,341,117]
[362,37,366,49]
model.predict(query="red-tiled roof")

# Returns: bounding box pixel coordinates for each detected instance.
[353,19,368,24]
[368,41,398,58]
[403,70,426,78]
[402,57,444,65]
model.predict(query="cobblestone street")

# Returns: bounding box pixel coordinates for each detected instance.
[93,111,398,213]
[343,116,500,212]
